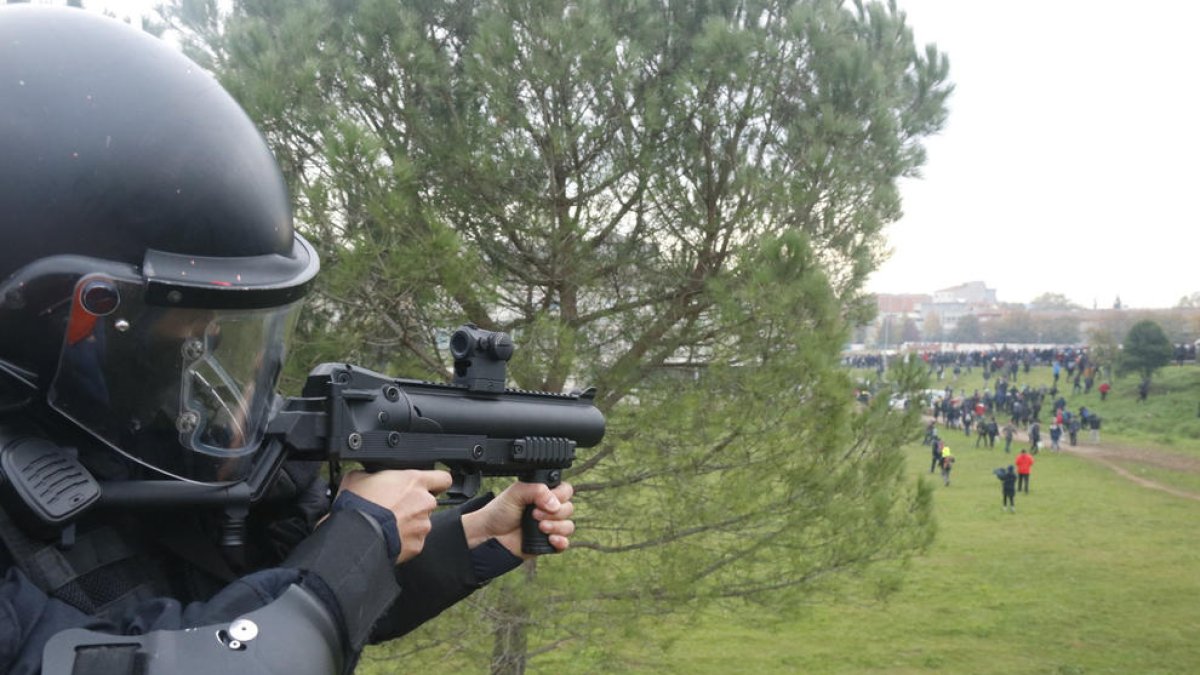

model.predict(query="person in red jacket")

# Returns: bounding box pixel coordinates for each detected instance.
[1015,448,1035,494]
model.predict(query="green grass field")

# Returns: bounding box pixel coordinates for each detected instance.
[642,442,1200,673]
[629,361,1200,673]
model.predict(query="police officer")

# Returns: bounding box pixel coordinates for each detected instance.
[0,7,575,673]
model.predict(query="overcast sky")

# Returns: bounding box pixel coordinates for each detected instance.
[873,0,1200,309]
[85,1,1200,309]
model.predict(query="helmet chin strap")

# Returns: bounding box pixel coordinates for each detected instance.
[113,443,243,486]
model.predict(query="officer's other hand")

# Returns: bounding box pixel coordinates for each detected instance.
[339,469,453,564]
[461,481,575,559]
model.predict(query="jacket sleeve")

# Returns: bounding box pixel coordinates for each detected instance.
[1,507,398,675]
[367,505,485,642]
[366,491,523,643]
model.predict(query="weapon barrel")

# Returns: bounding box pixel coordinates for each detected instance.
[398,381,605,447]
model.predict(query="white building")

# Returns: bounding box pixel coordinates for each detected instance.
[932,281,997,305]
[921,281,999,333]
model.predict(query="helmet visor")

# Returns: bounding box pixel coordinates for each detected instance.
[48,275,298,483]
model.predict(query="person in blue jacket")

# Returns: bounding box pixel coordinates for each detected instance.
[0,8,577,674]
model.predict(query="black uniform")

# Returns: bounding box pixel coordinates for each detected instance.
[0,421,519,674]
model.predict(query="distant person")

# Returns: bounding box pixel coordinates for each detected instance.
[1049,423,1062,452]
[1002,421,1016,453]
[1010,401,1024,426]
[1089,415,1102,443]
[1138,378,1150,403]
[1028,421,1041,455]
[1068,418,1081,447]
[1099,381,1111,401]
[1015,448,1034,494]
[996,465,1017,513]
[930,435,943,474]
[941,446,955,487]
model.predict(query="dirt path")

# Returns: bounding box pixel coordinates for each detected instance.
[1062,439,1200,473]
[1063,448,1200,502]
[1059,440,1200,502]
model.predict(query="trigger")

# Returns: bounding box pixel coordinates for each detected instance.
[438,470,481,506]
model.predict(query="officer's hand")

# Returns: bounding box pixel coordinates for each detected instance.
[339,469,453,564]
[461,481,575,559]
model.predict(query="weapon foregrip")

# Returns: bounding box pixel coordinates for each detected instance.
[520,468,562,555]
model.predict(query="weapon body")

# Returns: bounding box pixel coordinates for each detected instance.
[270,325,606,553]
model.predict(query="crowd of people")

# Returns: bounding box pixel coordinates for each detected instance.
[925,415,1042,512]
[927,380,1104,452]
[916,348,1114,514]
[843,345,1093,376]
[845,342,1196,372]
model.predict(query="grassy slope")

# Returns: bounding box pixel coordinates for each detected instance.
[1084,366,1200,454]
[650,435,1200,673]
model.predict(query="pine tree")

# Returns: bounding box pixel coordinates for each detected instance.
[1119,320,1173,382]
[165,0,951,670]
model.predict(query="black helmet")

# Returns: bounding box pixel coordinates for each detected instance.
[0,7,318,484]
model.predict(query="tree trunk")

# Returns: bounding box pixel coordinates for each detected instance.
[490,562,535,675]
[490,605,527,675]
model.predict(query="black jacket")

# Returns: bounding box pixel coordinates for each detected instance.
[997,471,1016,494]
